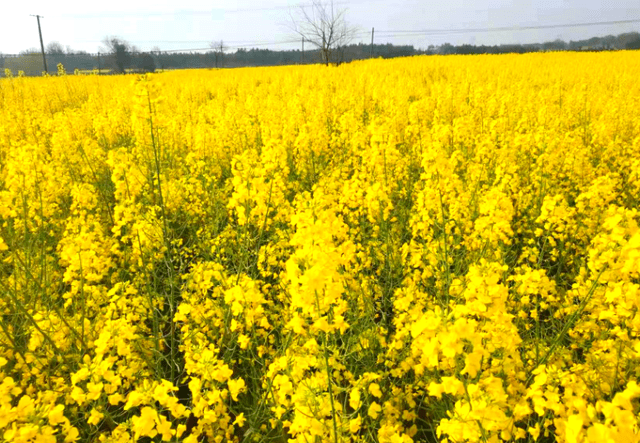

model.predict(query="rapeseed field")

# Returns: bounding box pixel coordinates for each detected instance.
[1,52,640,442]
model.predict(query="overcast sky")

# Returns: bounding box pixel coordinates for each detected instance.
[1,0,639,54]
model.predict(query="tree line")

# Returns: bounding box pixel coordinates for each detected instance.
[0,41,417,76]
[429,32,640,55]
[2,32,639,77]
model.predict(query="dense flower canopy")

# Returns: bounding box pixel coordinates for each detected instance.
[1,52,640,442]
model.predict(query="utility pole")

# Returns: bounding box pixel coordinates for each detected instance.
[31,15,48,73]
[370,27,375,58]
[302,37,305,64]
[97,51,101,74]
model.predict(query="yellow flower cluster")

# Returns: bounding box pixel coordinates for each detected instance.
[1,51,640,442]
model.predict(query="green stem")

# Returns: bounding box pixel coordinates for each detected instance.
[526,268,604,386]
[323,333,339,443]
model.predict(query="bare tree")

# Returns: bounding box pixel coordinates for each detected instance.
[290,0,357,65]
[19,48,40,55]
[210,40,226,68]
[46,41,65,55]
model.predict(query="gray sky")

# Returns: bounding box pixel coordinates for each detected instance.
[2,0,639,54]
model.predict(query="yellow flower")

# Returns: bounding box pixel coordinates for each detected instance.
[349,388,362,410]
[124,390,146,410]
[441,377,464,396]
[234,412,246,427]
[71,367,90,385]
[176,424,187,438]
[349,415,362,433]
[63,426,80,443]
[48,404,66,426]
[228,378,246,401]
[238,334,250,349]
[368,383,382,398]
[565,415,584,443]
[132,407,158,439]
[586,423,614,442]
[86,382,103,401]
[428,382,444,399]
[528,424,541,441]
[87,409,103,426]
[16,396,35,418]
[108,393,125,405]
[368,402,381,419]
[156,414,173,441]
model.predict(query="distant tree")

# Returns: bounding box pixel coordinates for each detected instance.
[289,0,358,65]
[543,39,567,51]
[457,44,479,55]
[602,34,617,49]
[102,36,133,73]
[19,48,40,55]
[138,53,156,73]
[626,37,640,50]
[335,44,346,64]
[439,43,456,55]
[46,41,65,55]
[210,40,226,68]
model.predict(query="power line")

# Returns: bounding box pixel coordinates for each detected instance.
[157,39,302,53]
[75,38,295,45]
[8,14,639,55]
[0,38,304,57]
[73,17,640,48]
[374,18,640,36]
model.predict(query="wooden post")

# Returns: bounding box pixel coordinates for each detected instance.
[31,15,48,73]
[370,27,375,58]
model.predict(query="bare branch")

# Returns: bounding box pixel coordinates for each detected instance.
[210,40,226,68]
[289,0,357,65]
